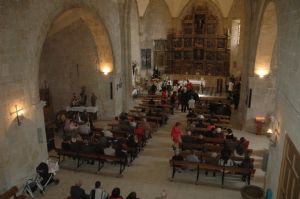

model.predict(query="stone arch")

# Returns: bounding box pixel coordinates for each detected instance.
[128,0,141,84]
[254,1,278,77]
[38,7,115,118]
[178,0,225,34]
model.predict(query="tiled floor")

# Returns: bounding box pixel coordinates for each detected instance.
[38,110,269,199]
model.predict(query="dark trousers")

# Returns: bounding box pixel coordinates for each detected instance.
[181,103,188,112]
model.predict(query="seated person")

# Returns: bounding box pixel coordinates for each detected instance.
[79,123,91,135]
[103,129,114,138]
[204,152,219,176]
[80,110,89,123]
[110,187,123,199]
[148,99,155,105]
[225,129,235,140]
[214,128,224,139]
[181,131,197,144]
[134,124,145,144]
[115,142,128,164]
[185,150,200,163]
[240,156,254,181]
[70,138,81,152]
[234,137,249,157]
[90,181,109,199]
[104,142,116,156]
[195,120,206,128]
[70,181,88,199]
[186,110,197,118]
[219,143,233,166]
[139,118,152,139]
[61,139,71,150]
[207,121,216,131]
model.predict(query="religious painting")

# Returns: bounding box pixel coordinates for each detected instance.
[173,38,182,48]
[183,51,193,60]
[194,38,204,48]
[207,24,216,34]
[174,51,182,59]
[217,38,226,49]
[206,39,216,49]
[206,51,216,61]
[194,49,204,60]
[216,51,225,61]
[184,38,192,48]
[195,14,205,33]
[141,49,151,69]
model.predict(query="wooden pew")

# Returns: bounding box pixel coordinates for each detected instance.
[0,186,25,199]
[170,160,256,186]
[57,149,127,175]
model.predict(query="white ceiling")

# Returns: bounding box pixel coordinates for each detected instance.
[137,0,234,17]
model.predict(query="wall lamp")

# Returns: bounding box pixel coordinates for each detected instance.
[10,105,24,126]
[101,65,112,76]
[267,128,277,147]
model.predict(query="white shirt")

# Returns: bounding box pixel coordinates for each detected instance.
[188,99,195,109]
[228,82,234,91]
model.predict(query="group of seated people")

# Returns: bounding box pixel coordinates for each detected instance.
[177,128,252,181]
[70,180,139,199]
[62,111,92,140]
[196,100,231,116]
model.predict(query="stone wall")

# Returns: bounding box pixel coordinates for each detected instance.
[227,0,246,77]
[139,0,172,77]
[265,0,300,197]
[40,20,101,115]
[0,0,126,192]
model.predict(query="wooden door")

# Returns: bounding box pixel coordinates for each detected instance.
[278,135,300,199]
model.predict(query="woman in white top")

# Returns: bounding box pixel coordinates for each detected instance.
[188,97,195,110]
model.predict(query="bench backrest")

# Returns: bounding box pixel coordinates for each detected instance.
[0,186,18,199]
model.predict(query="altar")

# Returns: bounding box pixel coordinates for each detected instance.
[66,106,98,113]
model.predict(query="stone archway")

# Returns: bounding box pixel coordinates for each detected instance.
[254,2,278,77]
[39,7,115,119]
[244,1,278,132]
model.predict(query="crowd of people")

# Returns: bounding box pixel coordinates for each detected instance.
[70,180,139,199]
[70,87,98,107]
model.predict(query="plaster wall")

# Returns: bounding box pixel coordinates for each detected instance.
[39,20,107,116]
[139,0,172,77]
[227,0,246,77]
[265,0,300,197]
[0,0,124,191]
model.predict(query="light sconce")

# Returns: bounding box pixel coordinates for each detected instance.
[10,105,24,126]
[255,68,269,78]
[267,128,277,147]
[101,65,112,76]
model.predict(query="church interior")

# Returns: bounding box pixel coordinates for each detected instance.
[1,0,300,199]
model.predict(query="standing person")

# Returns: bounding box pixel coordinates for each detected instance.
[188,96,195,111]
[170,92,177,115]
[126,192,139,199]
[91,93,97,106]
[228,80,234,98]
[171,122,182,151]
[181,89,189,112]
[90,181,109,199]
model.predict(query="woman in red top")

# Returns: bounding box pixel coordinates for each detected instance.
[161,89,167,98]
[171,122,182,147]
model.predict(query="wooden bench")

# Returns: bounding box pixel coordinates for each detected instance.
[57,149,127,175]
[0,186,25,199]
[170,160,255,186]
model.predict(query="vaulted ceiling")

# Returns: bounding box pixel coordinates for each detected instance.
[137,0,234,18]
